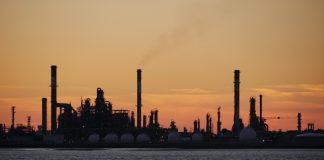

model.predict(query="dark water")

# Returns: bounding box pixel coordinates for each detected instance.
[0,148,323,160]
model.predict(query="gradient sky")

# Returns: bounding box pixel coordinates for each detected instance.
[0,0,324,132]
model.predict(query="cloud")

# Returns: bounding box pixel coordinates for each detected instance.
[250,84,324,103]
[170,88,219,95]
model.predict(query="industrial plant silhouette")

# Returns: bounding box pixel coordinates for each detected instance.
[0,65,323,148]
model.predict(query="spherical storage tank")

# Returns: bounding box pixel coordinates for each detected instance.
[88,134,100,143]
[168,131,180,143]
[191,132,203,143]
[121,133,134,144]
[104,133,119,144]
[136,133,151,143]
[239,128,257,144]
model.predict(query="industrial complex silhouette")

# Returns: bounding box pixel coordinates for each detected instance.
[0,65,323,148]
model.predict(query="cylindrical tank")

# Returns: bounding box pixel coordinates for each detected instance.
[168,131,180,143]
[191,132,203,143]
[121,133,134,144]
[239,128,257,144]
[136,133,151,143]
[88,134,100,143]
[103,133,119,144]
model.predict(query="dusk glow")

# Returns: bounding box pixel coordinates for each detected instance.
[1,0,324,133]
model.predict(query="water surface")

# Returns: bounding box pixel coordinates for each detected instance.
[0,148,323,160]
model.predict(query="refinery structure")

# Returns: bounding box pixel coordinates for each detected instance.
[0,65,323,147]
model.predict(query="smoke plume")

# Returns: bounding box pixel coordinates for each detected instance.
[138,1,223,68]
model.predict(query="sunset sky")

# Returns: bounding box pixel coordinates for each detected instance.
[0,0,324,132]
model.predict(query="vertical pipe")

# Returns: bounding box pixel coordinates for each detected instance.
[154,110,158,125]
[42,98,47,135]
[51,65,57,133]
[194,120,198,132]
[209,117,212,134]
[206,113,210,134]
[259,94,263,123]
[11,106,15,129]
[297,112,301,132]
[27,116,31,132]
[233,70,240,136]
[143,115,147,128]
[149,111,153,126]
[249,97,256,128]
[198,119,200,131]
[137,69,142,129]
[217,107,221,135]
[131,111,135,128]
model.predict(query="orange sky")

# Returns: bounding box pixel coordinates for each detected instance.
[0,0,324,132]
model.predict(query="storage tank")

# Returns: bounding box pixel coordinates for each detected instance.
[121,133,134,144]
[136,133,151,143]
[103,133,119,144]
[191,132,203,143]
[168,131,180,143]
[88,134,100,143]
[239,128,256,144]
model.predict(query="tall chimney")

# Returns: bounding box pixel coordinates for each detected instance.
[297,112,302,132]
[154,110,158,125]
[259,94,263,123]
[249,97,257,128]
[206,113,210,134]
[137,69,142,128]
[217,107,221,135]
[42,98,47,135]
[194,120,198,132]
[27,116,31,132]
[11,106,15,129]
[143,115,147,128]
[198,118,200,131]
[233,70,240,136]
[131,111,135,128]
[51,65,57,133]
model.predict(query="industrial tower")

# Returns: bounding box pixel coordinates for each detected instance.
[51,65,57,133]
[232,70,241,136]
[137,69,142,128]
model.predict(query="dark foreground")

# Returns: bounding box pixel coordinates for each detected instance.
[1,142,324,149]
[0,148,323,160]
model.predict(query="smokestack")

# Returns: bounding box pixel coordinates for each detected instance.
[233,70,240,136]
[210,117,212,134]
[51,65,57,133]
[149,111,153,126]
[143,115,147,128]
[217,107,221,135]
[137,69,142,128]
[154,110,158,125]
[131,111,135,128]
[198,118,200,131]
[206,113,210,134]
[297,112,302,132]
[249,97,257,128]
[11,106,15,129]
[194,120,198,132]
[259,94,263,123]
[27,116,31,132]
[42,98,47,135]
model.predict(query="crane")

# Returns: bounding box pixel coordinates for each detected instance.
[263,116,293,122]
